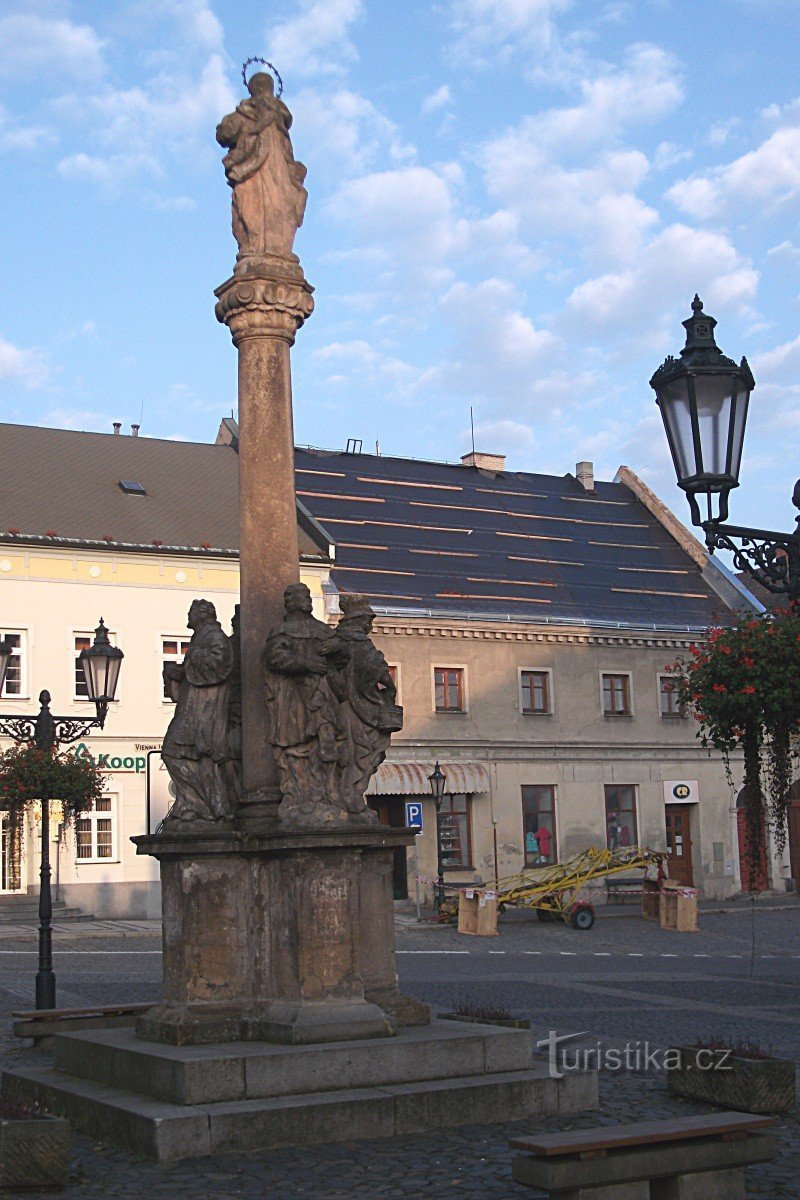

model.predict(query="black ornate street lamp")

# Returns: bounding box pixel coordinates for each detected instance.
[0,619,123,1009]
[428,761,447,913]
[651,297,800,602]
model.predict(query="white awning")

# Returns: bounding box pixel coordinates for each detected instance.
[367,761,490,796]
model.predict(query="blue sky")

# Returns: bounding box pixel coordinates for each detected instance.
[1,0,799,536]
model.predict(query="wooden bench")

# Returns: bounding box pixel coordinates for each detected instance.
[510,1111,778,1199]
[12,1003,150,1047]
[605,878,644,904]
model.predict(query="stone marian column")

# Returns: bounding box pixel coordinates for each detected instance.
[213,72,314,824]
[133,70,426,1048]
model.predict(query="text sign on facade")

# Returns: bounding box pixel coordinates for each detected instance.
[405,801,423,831]
[663,780,699,805]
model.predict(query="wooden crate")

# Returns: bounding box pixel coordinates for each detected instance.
[457,888,498,936]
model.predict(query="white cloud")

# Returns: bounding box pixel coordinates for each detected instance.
[767,240,800,262]
[469,418,537,454]
[448,0,571,65]
[436,278,558,400]
[0,105,52,152]
[54,52,235,192]
[485,141,657,264]
[564,224,758,336]
[497,44,682,155]
[0,12,105,81]
[312,339,423,397]
[481,45,682,265]
[668,126,800,217]
[0,336,47,388]
[291,88,413,176]
[41,408,114,432]
[267,0,363,79]
[653,141,692,171]
[422,85,452,115]
[327,165,457,274]
[751,333,800,381]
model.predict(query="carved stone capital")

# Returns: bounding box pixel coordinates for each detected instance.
[215,259,314,346]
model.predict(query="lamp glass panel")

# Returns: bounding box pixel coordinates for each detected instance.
[658,376,696,482]
[729,389,750,483]
[694,374,736,479]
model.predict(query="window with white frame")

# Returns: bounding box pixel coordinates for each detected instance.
[0,631,25,698]
[520,669,552,714]
[75,795,116,861]
[162,636,191,701]
[659,674,686,718]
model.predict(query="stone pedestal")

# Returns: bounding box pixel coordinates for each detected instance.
[132,826,425,1045]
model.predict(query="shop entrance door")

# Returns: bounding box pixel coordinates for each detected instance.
[787,801,800,891]
[368,797,409,900]
[664,805,694,886]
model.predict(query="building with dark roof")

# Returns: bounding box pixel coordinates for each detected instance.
[0,420,786,918]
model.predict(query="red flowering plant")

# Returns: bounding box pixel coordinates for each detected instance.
[667,603,800,876]
[0,744,107,887]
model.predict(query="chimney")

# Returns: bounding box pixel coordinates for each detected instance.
[131,424,140,438]
[576,461,594,491]
[112,422,121,435]
[460,451,506,473]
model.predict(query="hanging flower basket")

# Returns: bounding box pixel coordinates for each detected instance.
[668,604,800,877]
[0,745,107,888]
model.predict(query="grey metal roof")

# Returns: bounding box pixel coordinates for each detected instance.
[294,446,735,630]
[0,423,328,561]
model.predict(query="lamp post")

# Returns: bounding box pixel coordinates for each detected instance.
[428,761,447,913]
[651,296,800,602]
[0,619,123,1009]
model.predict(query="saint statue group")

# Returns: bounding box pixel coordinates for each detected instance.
[161,586,402,829]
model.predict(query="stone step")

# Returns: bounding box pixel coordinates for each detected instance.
[53,1022,534,1105]
[2,1059,597,1163]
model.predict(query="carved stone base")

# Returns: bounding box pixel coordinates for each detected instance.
[138,998,392,1047]
[133,826,420,1046]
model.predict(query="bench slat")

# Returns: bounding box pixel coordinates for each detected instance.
[509,1113,776,1158]
[11,1003,149,1020]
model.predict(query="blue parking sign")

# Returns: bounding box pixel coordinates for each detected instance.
[405,801,423,831]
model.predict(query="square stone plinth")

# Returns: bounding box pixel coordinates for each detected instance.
[2,1022,598,1162]
[133,827,424,1045]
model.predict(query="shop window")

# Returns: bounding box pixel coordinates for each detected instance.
[520,669,551,714]
[439,793,471,868]
[434,667,465,713]
[521,785,556,865]
[602,672,632,716]
[75,796,115,862]
[0,631,25,698]
[605,784,638,850]
[162,636,191,701]
[659,674,686,718]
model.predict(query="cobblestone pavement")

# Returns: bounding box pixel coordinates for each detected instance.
[0,906,798,1198]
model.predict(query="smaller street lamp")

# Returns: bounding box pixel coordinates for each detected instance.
[0,618,124,1009]
[652,297,800,602]
[428,761,447,913]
